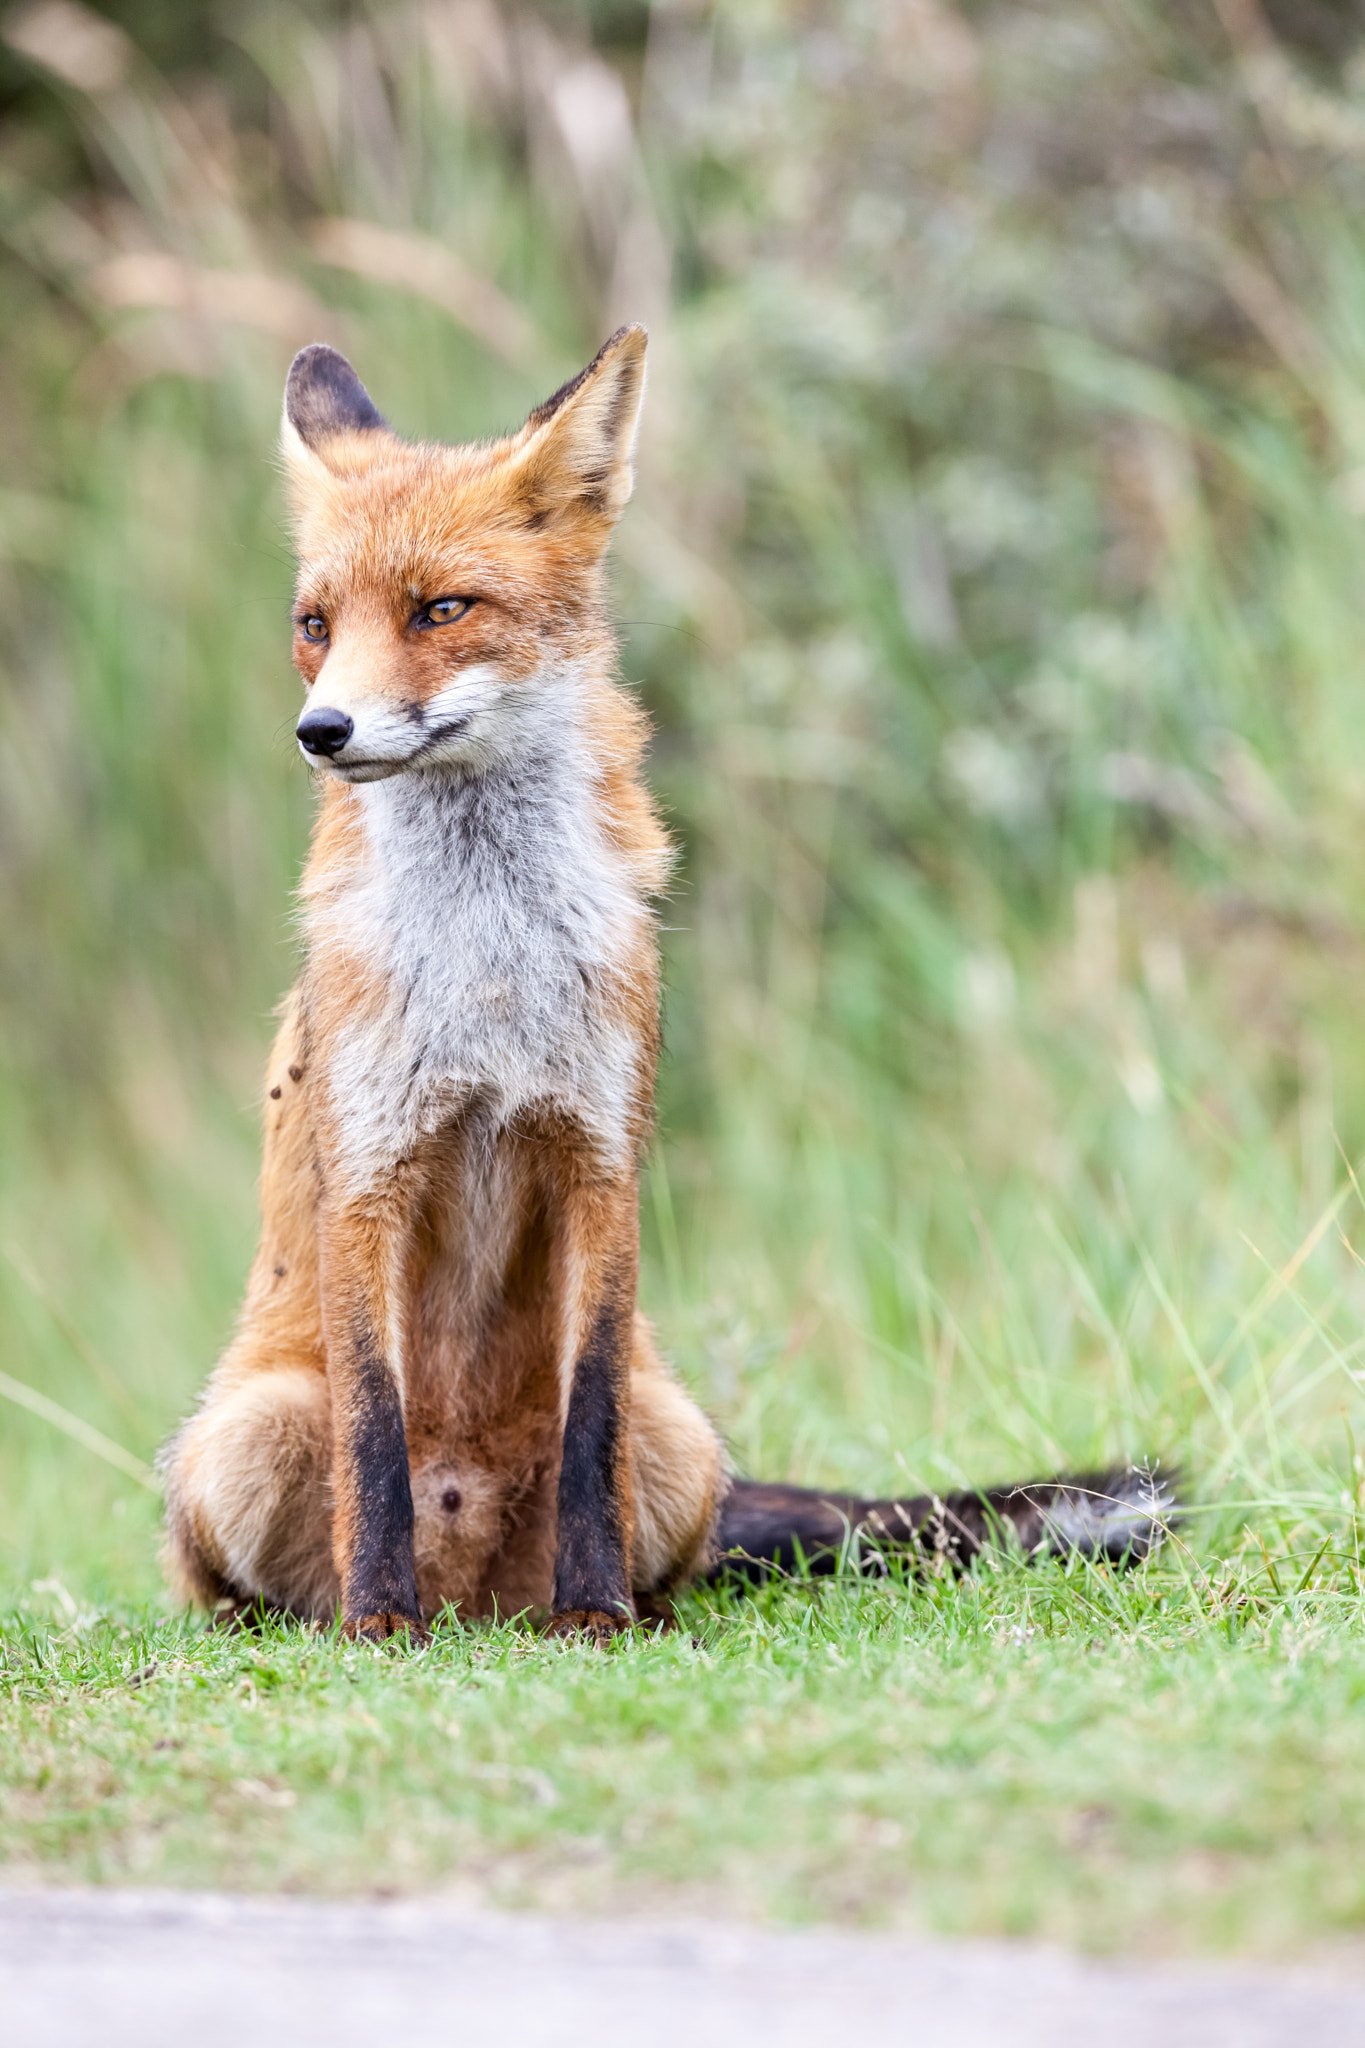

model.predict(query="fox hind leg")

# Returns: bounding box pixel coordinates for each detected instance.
[627,1347,726,1607]
[161,1366,337,1621]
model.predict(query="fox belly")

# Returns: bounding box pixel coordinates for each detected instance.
[161,999,724,1622]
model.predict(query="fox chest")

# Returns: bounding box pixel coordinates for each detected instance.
[306,777,645,1194]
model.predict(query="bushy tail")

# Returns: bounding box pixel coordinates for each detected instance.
[708,1465,1175,1583]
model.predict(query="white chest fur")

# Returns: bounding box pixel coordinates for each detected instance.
[304,698,648,1196]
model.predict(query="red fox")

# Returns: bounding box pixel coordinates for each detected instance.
[161,328,1170,1641]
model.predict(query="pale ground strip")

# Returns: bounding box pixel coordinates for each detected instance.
[3,1887,1365,2047]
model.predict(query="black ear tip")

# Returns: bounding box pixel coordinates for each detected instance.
[597,324,647,368]
[287,340,349,379]
[285,344,388,447]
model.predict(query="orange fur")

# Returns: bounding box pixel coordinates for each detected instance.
[161,330,724,1637]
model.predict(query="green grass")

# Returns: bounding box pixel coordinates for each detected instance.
[9,0,1365,1955]
[7,1560,1365,1956]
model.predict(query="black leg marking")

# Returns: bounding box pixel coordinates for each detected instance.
[553,1285,632,1620]
[342,1319,420,1625]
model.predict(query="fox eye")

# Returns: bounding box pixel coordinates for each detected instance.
[299,615,329,642]
[419,597,471,627]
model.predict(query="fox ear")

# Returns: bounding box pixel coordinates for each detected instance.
[509,325,647,530]
[281,345,392,483]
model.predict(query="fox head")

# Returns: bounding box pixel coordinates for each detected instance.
[280,326,647,781]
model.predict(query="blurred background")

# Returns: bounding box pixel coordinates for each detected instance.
[4,0,1365,1598]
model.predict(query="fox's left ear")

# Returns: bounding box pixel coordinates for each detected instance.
[508,325,647,532]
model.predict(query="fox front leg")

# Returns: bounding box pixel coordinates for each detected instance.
[548,1230,638,1645]
[319,1200,425,1645]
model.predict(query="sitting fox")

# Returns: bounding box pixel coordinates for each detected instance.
[161,327,1168,1641]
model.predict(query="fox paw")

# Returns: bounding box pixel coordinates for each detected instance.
[344,1611,430,1647]
[545,1608,632,1646]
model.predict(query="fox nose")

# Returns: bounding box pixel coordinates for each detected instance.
[296,707,354,757]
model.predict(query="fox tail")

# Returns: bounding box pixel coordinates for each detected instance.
[709,1464,1175,1583]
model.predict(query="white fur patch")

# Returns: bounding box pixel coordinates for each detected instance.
[299,663,513,780]
[303,665,649,1197]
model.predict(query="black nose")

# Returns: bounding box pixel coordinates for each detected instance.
[297,707,354,757]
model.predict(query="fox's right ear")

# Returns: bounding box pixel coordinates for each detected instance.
[281,345,393,489]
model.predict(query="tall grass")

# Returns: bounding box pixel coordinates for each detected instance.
[3,0,1365,1598]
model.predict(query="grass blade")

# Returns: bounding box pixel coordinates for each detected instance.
[0,1369,160,1491]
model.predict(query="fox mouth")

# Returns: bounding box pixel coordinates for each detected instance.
[412,715,474,752]
[314,715,475,779]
